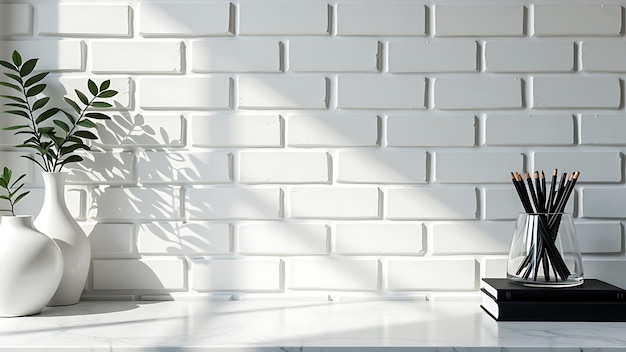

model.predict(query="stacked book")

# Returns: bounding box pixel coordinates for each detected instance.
[480,278,626,321]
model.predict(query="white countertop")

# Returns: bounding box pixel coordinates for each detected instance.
[1,300,625,351]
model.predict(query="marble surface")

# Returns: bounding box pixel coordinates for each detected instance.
[0,300,625,351]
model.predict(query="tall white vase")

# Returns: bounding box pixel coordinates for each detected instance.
[35,172,91,306]
[0,215,64,316]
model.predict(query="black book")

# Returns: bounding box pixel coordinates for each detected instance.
[481,278,626,302]
[481,289,626,322]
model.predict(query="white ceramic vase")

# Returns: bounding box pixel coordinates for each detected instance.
[0,215,64,317]
[35,172,91,306]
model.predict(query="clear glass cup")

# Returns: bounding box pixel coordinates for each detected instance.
[506,213,584,287]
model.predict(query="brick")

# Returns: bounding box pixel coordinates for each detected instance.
[238,76,327,109]
[337,150,427,184]
[387,115,475,147]
[291,187,380,219]
[484,187,526,220]
[288,115,379,147]
[0,41,83,71]
[139,2,231,37]
[66,152,135,184]
[138,222,231,255]
[388,40,477,73]
[137,151,231,184]
[484,258,508,278]
[581,115,626,145]
[434,77,522,110]
[335,223,423,255]
[289,39,379,72]
[0,151,34,184]
[92,41,182,73]
[139,77,230,110]
[575,222,621,254]
[432,222,514,255]
[192,40,280,72]
[534,5,622,36]
[534,152,620,183]
[94,114,184,148]
[386,187,477,220]
[57,77,131,109]
[191,115,281,147]
[39,4,129,36]
[239,152,329,184]
[93,258,185,290]
[238,223,328,255]
[191,258,282,291]
[338,76,425,109]
[435,5,524,37]
[388,259,476,290]
[435,152,523,183]
[0,4,31,35]
[581,188,626,218]
[84,223,134,259]
[582,42,626,72]
[90,187,181,220]
[336,3,425,36]
[583,261,626,289]
[187,187,281,220]
[533,77,621,109]
[289,259,379,290]
[485,114,574,146]
[485,41,574,72]
[0,115,24,147]
[239,3,328,35]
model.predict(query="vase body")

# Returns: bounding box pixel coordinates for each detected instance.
[0,216,64,316]
[507,213,584,288]
[34,172,91,306]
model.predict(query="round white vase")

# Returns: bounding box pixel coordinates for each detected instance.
[34,172,91,306]
[0,215,64,317]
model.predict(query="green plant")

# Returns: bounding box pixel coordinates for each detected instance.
[0,50,118,172]
[0,167,30,216]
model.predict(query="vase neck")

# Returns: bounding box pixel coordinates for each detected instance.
[0,215,35,229]
[42,172,68,206]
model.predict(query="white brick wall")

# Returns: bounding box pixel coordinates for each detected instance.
[2,0,626,301]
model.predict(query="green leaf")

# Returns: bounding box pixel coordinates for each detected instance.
[37,126,55,134]
[85,112,111,120]
[99,80,111,91]
[60,143,89,155]
[5,102,29,110]
[10,174,26,188]
[2,124,29,131]
[77,119,97,128]
[21,155,47,171]
[5,110,29,118]
[0,60,17,71]
[24,72,48,88]
[50,134,64,148]
[63,97,81,114]
[75,89,89,105]
[0,195,9,200]
[19,58,38,77]
[60,155,83,166]
[0,81,22,92]
[12,51,22,67]
[35,107,59,124]
[98,90,118,98]
[53,119,70,132]
[60,109,76,124]
[32,97,50,111]
[92,101,112,108]
[15,130,37,136]
[13,191,30,204]
[0,95,26,103]
[4,72,23,84]
[26,84,46,97]
[88,79,98,96]
[73,130,98,139]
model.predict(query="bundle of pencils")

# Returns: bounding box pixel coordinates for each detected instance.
[509,170,580,282]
